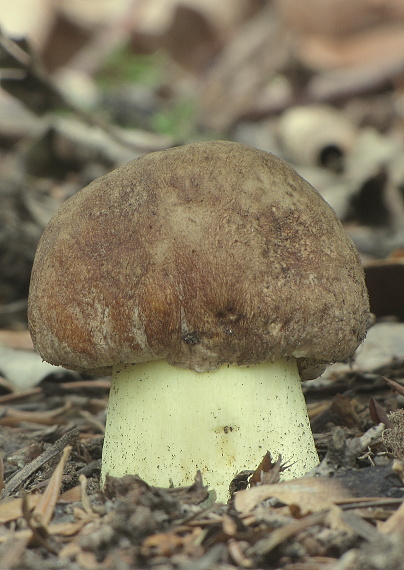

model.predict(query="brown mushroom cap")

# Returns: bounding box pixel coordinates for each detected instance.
[28,141,369,378]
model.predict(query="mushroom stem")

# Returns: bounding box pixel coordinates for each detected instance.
[101,358,318,502]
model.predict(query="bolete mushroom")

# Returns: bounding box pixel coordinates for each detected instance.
[28,141,369,502]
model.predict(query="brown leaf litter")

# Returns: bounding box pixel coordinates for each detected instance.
[0,358,403,569]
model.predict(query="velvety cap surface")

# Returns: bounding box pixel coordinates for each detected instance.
[28,141,369,377]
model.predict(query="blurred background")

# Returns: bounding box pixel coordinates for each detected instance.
[2,5,404,566]
[1,0,404,332]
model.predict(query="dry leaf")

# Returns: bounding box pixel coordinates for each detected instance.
[141,531,185,558]
[326,322,404,376]
[130,0,255,71]
[250,511,327,557]
[0,518,92,545]
[0,345,60,390]
[59,485,82,503]
[331,394,361,428]
[222,513,238,536]
[249,452,282,487]
[276,0,404,37]
[235,477,352,515]
[227,537,253,568]
[298,24,404,71]
[0,329,34,350]
[33,445,71,526]
[369,397,392,428]
[76,549,100,570]
[0,495,40,525]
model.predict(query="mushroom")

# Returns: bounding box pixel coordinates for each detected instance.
[28,141,369,502]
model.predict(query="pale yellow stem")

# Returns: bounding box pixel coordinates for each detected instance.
[101,358,318,502]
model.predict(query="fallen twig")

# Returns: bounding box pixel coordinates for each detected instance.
[3,429,79,496]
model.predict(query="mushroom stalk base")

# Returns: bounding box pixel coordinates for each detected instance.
[102,359,318,502]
